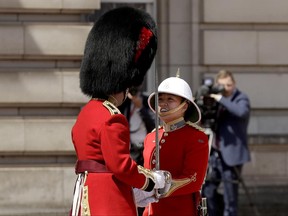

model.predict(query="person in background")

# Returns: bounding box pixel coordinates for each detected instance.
[142,74,209,216]
[202,69,251,216]
[69,7,170,216]
[119,85,155,166]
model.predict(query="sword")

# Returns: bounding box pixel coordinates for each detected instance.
[153,62,172,199]
[153,59,162,199]
[154,64,160,170]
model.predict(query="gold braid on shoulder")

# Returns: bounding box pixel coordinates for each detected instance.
[186,121,205,132]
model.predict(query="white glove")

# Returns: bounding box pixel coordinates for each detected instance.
[137,196,158,207]
[136,166,171,191]
[133,188,157,207]
[157,180,171,196]
[152,170,166,189]
[155,171,172,197]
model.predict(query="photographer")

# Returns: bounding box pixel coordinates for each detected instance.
[201,70,251,216]
[119,85,155,166]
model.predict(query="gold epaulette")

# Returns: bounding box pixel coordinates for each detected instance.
[186,121,205,132]
[102,100,121,115]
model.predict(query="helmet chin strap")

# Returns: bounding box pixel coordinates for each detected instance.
[159,101,186,117]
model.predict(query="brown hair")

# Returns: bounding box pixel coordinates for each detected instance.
[216,70,235,83]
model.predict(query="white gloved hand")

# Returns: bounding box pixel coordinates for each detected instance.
[155,171,172,197]
[137,196,158,207]
[136,166,171,192]
[152,170,166,189]
[133,188,157,207]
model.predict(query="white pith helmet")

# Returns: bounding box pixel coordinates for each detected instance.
[148,70,201,123]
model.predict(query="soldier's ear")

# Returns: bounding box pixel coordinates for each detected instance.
[182,101,189,112]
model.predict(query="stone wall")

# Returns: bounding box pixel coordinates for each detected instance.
[0,1,99,214]
[0,0,288,215]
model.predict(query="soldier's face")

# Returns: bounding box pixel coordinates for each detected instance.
[159,93,182,110]
[158,93,187,123]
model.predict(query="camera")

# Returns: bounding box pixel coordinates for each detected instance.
[196,77,225,97]
[195,77,224,131]
[129,86,139,96]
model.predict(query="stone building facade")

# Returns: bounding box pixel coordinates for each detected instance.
[0,0,287,215]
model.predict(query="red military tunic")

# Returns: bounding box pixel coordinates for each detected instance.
[71,99,152,216]
[143,119,209,216]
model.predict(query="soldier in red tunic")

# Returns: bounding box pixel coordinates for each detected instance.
[69,7,170,216]
[142,74,209,216]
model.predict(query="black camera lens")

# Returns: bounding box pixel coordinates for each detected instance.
[129,87,138,96]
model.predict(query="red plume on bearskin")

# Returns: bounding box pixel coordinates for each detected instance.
[80,7,158,99]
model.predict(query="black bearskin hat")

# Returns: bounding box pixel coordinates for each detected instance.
[80,7,158,99]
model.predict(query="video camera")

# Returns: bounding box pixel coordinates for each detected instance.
[129,86,139,96]
[194,77,224,131]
